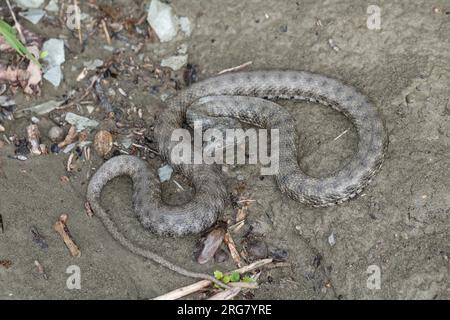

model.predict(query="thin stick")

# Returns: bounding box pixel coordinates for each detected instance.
[152,258,273,300]
[53,214,81,257]
[5,0,26,43]
[236,199,256,203]
[74,0,82,45]
[231,258,273,274]
[152,280,211,300]
[132,143,160,155]
[207,287,241,300]
[101,19,112,45]
[217,61,253,75]
[224,232,242,267]
[228,220,245,233]
[333,128,349,141]
[228,282,259,289]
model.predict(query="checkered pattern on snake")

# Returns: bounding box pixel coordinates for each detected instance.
[86,71,387,285]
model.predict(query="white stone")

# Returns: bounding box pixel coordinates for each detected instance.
[177,43,188,54]
[179,16,192,36]
[83,59,104,70]
[86,106,95,114]
[158,164,173,182]
[18,9,45,24]
[42,38,65,87]
[161,54,188,71]
[147,0,179,42]
[42,38,65,67]
[328,233,336,246]
[45,0,59,12]
[43,66,63,87]
[65,112,99,132]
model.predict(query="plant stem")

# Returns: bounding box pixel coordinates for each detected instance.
[5,0,26,44]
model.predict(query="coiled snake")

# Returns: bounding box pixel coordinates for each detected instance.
[86,71,387,288]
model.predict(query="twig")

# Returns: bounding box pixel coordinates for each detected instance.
[74,0,82,45]
[101,19,112,45]
[333,128,349,141]
[266,261,291,270]
[228,220,245,233]
[228,282,259,289]
[67,152,75,172]
[236,199,256,204]
[152,280,211,300]
[207,287,241,300]
[152,258,273,300]
[172,179,185,191]
[53,214,81,257]
[217,61,253,75]
[232,258,273,274]
[224,232,242,267]
[132,143,160,155]
[5,0,26,43]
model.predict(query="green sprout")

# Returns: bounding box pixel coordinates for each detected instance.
[213,270,256,288]
[0,19,42,68]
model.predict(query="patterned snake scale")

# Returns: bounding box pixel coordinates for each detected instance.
[87,71,387,286]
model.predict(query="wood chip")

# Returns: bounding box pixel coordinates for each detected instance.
[58,126,78,148]
[53,214,81,257]
[224,232,242,267]
[34,260,48,280]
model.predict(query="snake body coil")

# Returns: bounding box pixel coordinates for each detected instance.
[87,71,387,284]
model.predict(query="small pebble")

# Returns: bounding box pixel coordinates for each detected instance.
[179,16,192,36]
[15,138,30,157]
[94,130,113,157]
[30,226,48,251]
[313,254,322,268]
[50,143,60,154]
[328,232,336,246]
[17,155,28,161]
[48,126,65,143]
[158,164,173,182]
[405,94,415,104]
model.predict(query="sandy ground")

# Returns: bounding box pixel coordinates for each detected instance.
[0,0,449,299]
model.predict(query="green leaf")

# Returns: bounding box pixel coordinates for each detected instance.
[0,19,41,68]
[213,270,223,280]
[242,276,255,283]
[230,271,241,282]
[222,275,231,284]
